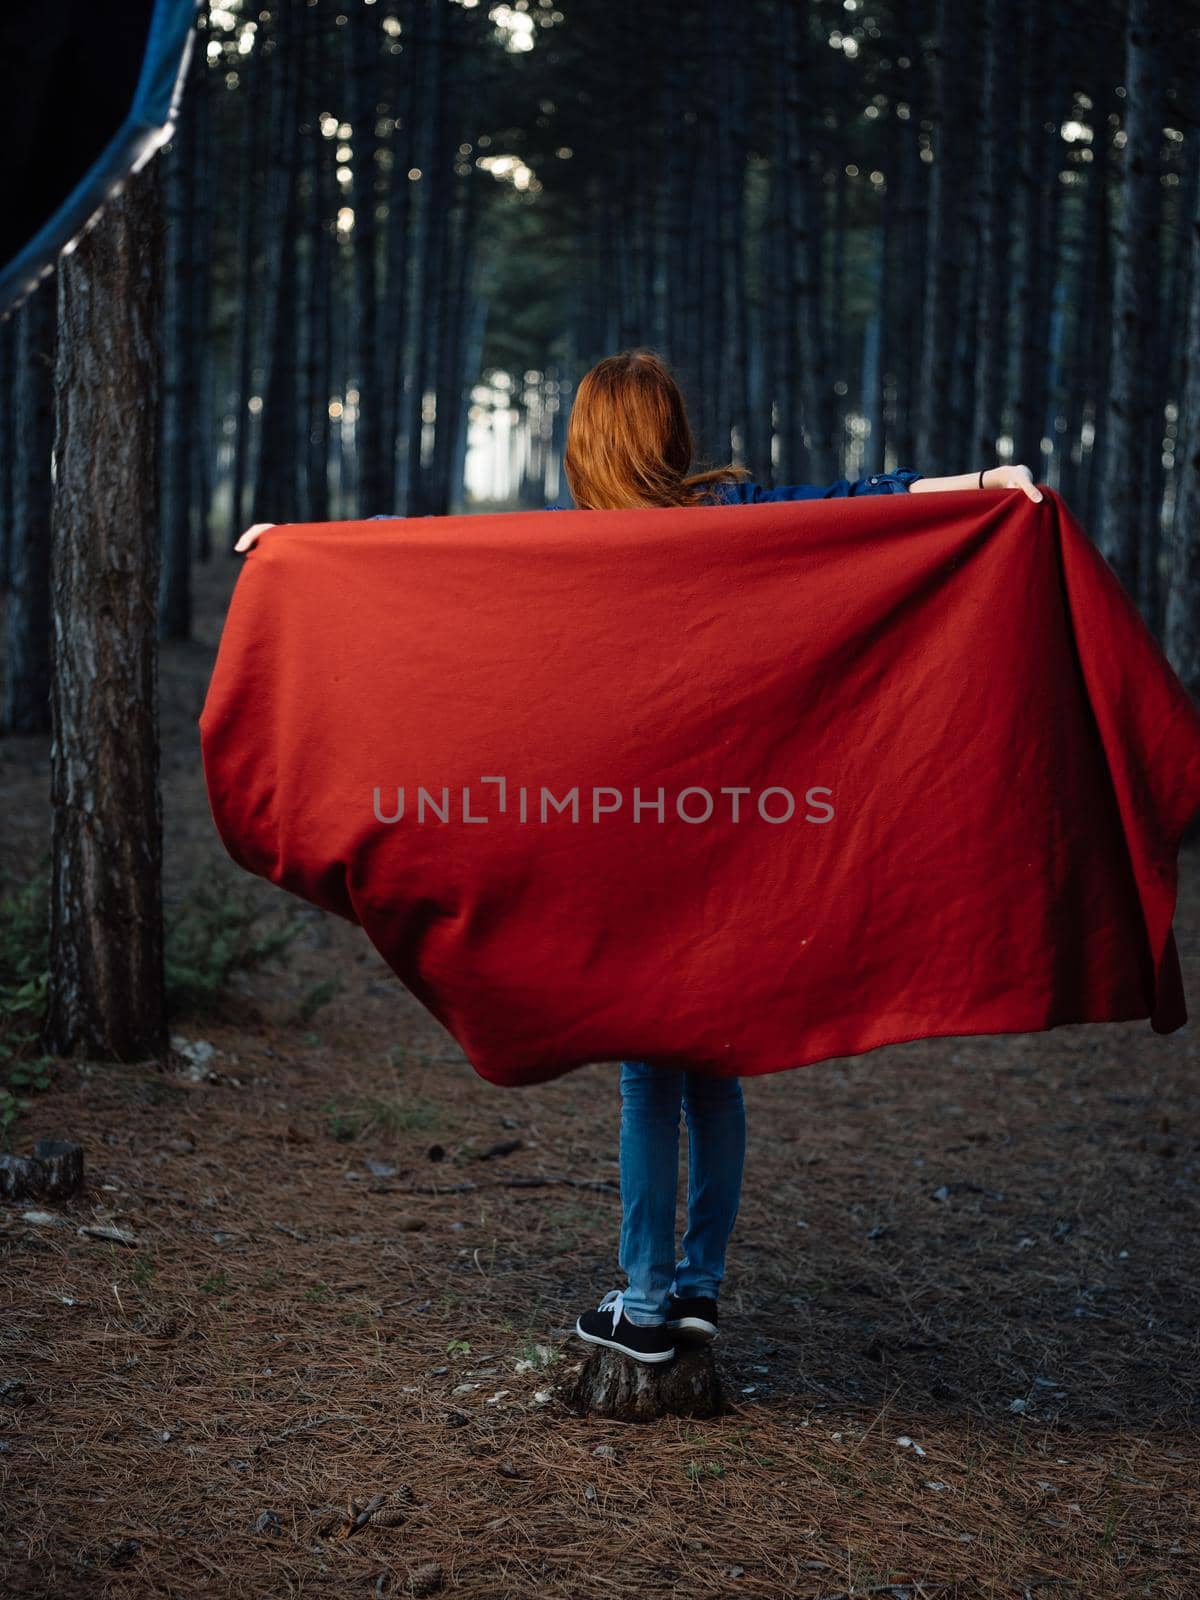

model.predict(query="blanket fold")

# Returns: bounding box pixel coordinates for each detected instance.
[199,488,1200,1086]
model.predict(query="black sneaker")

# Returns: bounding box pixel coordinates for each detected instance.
[575,1289,676,1364]
[666,1294,719,1341]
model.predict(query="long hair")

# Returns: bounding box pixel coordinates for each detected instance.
[563,348,751,510]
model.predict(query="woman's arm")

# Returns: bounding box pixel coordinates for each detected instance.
[910,465,1043,502]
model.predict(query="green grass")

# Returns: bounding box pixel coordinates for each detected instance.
[166,880,300,1016]
[322,1096,445,1142]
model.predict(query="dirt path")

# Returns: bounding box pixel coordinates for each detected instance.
[1,556,1197,1598]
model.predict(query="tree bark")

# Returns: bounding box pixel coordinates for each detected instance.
[4,278,55,734]
[1165,130,1200,702]
[46,162,167,1062]
[1097,0,1168,608]
[971,0,1017,467]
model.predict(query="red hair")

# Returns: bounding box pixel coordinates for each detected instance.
[563,349,750,510]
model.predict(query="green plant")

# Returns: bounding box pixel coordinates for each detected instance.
[294,978,340,1025]
[0,869,53,1143]
[165,880,299,1018]
[324,1101,364,1141]
[132,1255,157,1288]
[446,1338,471,1359]
[199,1271,232,1295]
[515,1337,557,1369]
[322,1096,444,1142]
[371,1097,443,1136]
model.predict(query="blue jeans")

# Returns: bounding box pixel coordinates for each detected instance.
[617,1060,746,1325]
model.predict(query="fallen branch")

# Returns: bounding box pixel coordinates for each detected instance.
[389,1173,618,1196]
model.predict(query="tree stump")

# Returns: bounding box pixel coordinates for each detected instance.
[0,1140,84,1202]
[556,1343,724,1422]
[32,1140,85,1198]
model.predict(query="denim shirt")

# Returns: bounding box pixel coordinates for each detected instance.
[542,469,923,511]
[366,470,923,520]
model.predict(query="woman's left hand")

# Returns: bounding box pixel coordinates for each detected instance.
[234,522,276,553]
[982,465,1043,502]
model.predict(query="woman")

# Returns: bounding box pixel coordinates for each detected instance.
[235,347,1043,1368]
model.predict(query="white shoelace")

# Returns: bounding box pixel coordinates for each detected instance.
[597,1287,625,1328]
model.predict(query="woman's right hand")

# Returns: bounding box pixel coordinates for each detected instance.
[234,522,275,553]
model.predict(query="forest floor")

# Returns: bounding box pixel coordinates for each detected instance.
[1,556,1198,1600]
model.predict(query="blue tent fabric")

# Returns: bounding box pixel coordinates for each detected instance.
[0,0,196,318]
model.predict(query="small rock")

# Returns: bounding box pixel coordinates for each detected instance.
[367,1160,397,1179]
[593,1444,617,1459]
[254,1509,282,1536]
[584,1483,597,1502]
[727,1567,745,1579]
[533,1389,553,1405]
[22,1211,66,1228]
[171,1037,220,1083]
[108,1538,141,1568]
[1009,1398,1028,1414]
[496,1460,521,1478]
[162,1137,196,1155]
[171,1036,216,1067]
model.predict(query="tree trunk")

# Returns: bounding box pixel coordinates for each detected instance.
[250,4,302,525]
[46,162,166,1062]
[227,57,261,545]
[1164,130,1200,703]
[4,278,55,735]
[158,117,194,642]
[1097,0,1168,606]
[917,0,971,471]
[971,0,1017,467]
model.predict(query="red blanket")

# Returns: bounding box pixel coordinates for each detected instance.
[199,489,1200,1087]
